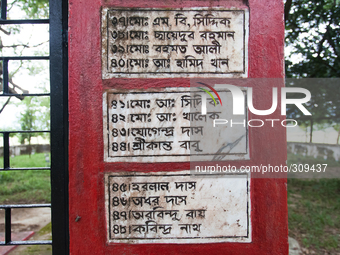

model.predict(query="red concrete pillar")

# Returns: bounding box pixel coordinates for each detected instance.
[68,0,287,254]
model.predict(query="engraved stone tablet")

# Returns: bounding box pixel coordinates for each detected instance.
[103,87,249,162]
[102,8,249,78]
[105,171,251,243]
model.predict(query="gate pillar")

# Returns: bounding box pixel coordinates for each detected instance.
[69,0,287,254]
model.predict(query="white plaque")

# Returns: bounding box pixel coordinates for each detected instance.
[102,8,249,78]
[105,171,251,243]
[103,87,249,162]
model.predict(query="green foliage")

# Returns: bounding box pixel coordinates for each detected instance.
[285,78,340,142]
[19,97,37,144]
[11,0,49,19]
[285,79,340,120]
[285,0,340,78]
[285,0,340,142]
[18,96,50,146]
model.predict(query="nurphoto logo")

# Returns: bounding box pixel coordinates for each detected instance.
[197,83,312,128]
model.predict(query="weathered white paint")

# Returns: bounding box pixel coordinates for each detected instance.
[105,170,251,243]
[102,8,249,78]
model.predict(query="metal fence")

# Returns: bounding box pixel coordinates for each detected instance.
[0,0,69,253]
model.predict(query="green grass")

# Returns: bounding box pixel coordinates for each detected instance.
[39,222,52,236]
[25,245,52,255]
[287,153,340,252]
[0,153,51,204]
[0,153,50,168]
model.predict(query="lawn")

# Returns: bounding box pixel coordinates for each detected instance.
[287,153,340,253]
[0,153,51,204]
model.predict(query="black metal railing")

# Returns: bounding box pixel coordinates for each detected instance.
[0,0,69,253]
[1,131,51,171]
[0,204,51,246]
[0,0,52,247]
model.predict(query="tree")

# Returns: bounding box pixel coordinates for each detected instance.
[285,0,340,78]
[18,96,50,156]
[19,97,37,155]
[285,0,340,143]
[0,0,49,114]
[11,0,49,18]
[285,78,340,143]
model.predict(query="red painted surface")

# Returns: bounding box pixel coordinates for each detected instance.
[68,0,288,254]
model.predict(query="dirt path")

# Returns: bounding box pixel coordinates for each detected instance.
[0,208,51,233]
[0,208,51,255]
